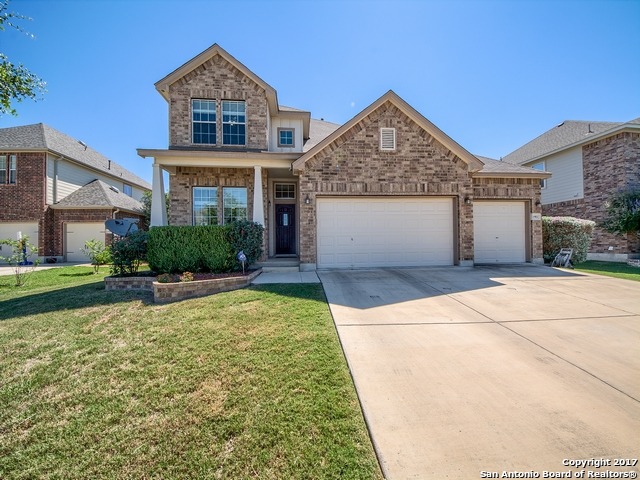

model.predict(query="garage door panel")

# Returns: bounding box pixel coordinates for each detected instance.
[66,223,107,262]
[317,197,454,269]
[474,202,526,264]
[0,223,39,262]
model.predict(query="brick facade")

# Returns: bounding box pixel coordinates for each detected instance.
[295,101,543,265]
[168,55,269,150]
[0,152,46,222]
[542,132,640,255]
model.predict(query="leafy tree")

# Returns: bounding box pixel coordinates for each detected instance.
[140,190,171,227]
[0,0,46,115]
[0,235,40,286]
[81,239,112,274]
[601,189,640,235]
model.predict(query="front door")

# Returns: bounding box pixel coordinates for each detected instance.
[275,204,296,255]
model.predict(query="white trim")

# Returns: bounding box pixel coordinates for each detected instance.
[150,164,167,226]
[252,166,265,225]
[380,127,396,151]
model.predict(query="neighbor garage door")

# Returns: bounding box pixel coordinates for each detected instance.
[65,223,106,262]
[317,197,454,269]
[473,201,526,263]
[0,222,39,263]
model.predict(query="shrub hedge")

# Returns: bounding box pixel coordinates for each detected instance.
[542,216,595,264]
[147,221,264,274]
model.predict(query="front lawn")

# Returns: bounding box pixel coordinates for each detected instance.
[0,267,381,479]
[574,260,640,282]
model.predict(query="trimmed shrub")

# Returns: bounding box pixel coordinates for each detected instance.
[226,220,264,266]
[147,225,233,274]
[110,230,148,276]
[146,222,264,274]
[601,188,640,235]
[542,216,595,264]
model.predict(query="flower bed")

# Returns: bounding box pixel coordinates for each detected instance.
[105,269,262,303]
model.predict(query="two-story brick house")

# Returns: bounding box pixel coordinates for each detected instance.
[504,119,640,261]
[0,123,151,262]
[139,44,549,270]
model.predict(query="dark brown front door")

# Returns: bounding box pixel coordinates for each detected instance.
[275,204,296,255]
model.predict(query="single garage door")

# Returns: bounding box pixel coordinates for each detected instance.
[0,222,39,263]
[317,197,454,269]
[65,223,106,262]
[474,201,526,263]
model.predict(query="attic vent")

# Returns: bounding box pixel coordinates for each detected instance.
[380,128,396,151]
[110,186,120,193]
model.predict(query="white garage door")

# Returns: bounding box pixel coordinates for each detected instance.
[317,197,454,269]
[65,223,106,262]
[474,201,526,263]
[0,222,39,263]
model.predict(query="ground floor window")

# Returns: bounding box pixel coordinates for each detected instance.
[193,187,218,225]
[223,187,247,224]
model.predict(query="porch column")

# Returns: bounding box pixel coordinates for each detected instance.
[252,165,265,225]
[150,163,168,226]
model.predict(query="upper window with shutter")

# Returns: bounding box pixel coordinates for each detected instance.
[380,128,396,151]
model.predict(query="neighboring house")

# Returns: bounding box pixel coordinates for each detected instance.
[0,124,151,262]
[138,44,548,270]
[504,119,640,261]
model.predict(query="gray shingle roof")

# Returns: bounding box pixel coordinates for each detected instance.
[503,119,638,165]
[51,179,144,212]
[0,123,151,189]
[475,155,547,175]
[304,118,341,152]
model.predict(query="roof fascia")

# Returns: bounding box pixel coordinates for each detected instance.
[471,171,552,179]
[293,90,484,172]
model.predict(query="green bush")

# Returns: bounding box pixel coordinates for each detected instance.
[81,239,112,274]
[110,230,148,276]
[601,189,640,235]
[542,216,595,264]
[146,221,264,274]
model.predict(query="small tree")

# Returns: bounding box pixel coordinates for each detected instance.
[81,239,112,274]
[0,235,40,286]
[110,230,148,276]
[140,190,171,227]
[601,189,640,235]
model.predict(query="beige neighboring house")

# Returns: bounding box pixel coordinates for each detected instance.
[504,119,640,261]
[139,44,549,270]
[0,123,151,262]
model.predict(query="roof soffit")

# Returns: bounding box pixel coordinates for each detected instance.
[292,90,484,173]
[155,43,278,113]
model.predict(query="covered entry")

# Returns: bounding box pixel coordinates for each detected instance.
[316,197,454,269]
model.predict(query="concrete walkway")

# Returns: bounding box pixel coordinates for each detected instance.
[0,262,89,277]
[319,266,640,479]
[251,270,320,284]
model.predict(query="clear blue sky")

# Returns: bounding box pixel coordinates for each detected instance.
[2,0,639,184]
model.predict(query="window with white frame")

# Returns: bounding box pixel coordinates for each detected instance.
[123,184,133,197]
[222,100,246,145]
[192,99,217,144]
[380,128,396,151]
[532,162,546,188]
[223,187,247,224]
[193,187,218,225]
[275,183,295,199]
[277,128,294,148]
[0,154,17,184]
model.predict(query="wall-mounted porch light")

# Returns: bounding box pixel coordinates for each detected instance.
[304,194,311,205]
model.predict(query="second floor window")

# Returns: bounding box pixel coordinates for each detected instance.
[123,184,133,197]
[0,154,17,184]
[222,100,246,145]
[192,99,216,144]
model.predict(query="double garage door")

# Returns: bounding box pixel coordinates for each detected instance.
[316,198,527,269]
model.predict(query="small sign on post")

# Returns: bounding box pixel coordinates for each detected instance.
[237,250,247,274]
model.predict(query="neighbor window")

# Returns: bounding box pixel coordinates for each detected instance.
[192,99,217,144]
[223,187,247,224]
[277,128,294,148]
[222,100,246,145]
[275,183,295,199]
[532,162,546,189]
[0,154,16,184]
[380,128,396,151]
[123,184,133,197]
[193,187,218,225]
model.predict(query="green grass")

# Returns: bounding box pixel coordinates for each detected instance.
[0,267,382,479]
[574,260,640,282]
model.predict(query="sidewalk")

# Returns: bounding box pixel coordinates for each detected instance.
[0,262,90,277]
[251,271,320,284]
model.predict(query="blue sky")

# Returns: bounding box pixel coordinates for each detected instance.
[2,0,639,184]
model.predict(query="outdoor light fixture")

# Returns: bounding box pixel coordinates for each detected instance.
[304,194,311,205]
[464,197,471,205]
[535,200,541,207]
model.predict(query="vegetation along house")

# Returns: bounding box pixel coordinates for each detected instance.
[503,119,640,261]
[0,124,151,262]
[138,44,550,270]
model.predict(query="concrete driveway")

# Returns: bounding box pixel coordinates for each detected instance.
[319,266,640,479]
